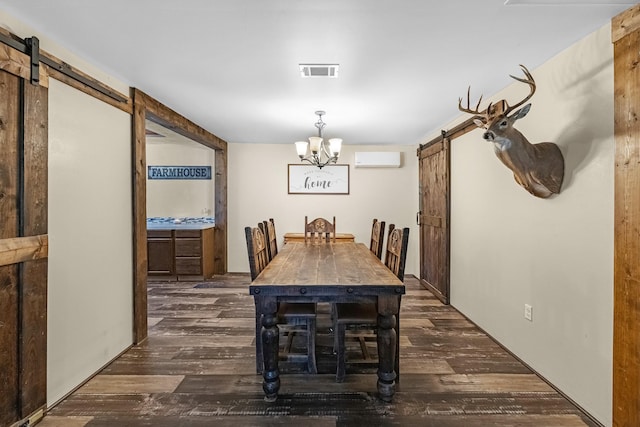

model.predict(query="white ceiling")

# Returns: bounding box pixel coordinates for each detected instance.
[0,0,635,145]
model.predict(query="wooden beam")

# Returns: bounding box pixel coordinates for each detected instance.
[612,5,640,426]
[214,148,228,274]
[417,117,476,158]
[131,89,229,344]
[138,89,227,152]
[444,118,477,141]
[612,3,640,43]
[0,44,49,88]
[0,235,48,267]
[42,51,131,114]
[132,90,148,344]
[134,88,228,273]
[0,29,49,88]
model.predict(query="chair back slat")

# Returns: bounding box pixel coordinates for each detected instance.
[304,216,336,243]
[384,225,410,281]
[245,226,269,281]
[259,218,278,261]
[266,218,278,260]
[369,218,386,259]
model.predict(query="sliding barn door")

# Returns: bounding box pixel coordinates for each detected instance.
[0,64,49,425]
[417,137,450,303]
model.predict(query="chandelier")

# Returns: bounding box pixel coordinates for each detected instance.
[295,110,342,169]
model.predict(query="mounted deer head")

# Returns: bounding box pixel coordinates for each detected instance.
[458,64,564,198]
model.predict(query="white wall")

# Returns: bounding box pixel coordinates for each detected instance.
[0,11,135,407]
[443,24,613,425]
[48,80,133,406]
[146,123,215,218]
[228,143,419,275]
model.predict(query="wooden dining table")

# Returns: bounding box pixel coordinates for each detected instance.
[282,232,355,243]
[249,241,405,402]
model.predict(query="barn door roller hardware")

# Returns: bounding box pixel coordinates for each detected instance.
[0,32,127,103]
[25,36,39,85]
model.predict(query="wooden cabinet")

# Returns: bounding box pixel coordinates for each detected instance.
[147,230,174,275]
[175,228,215,279]
[148,227,215,280]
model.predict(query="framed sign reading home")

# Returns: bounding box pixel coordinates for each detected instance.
[288,164,350,195]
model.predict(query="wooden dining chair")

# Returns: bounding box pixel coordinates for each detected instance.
[245,226,269,281]
[304,216,336,243]
[333,225,409,382]
[331,218,384,326]
[384,225,409,281]
[258,218,278,261]
[369,218,386,259]
[245,225,317,374]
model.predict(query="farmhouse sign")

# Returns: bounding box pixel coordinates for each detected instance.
[288,164,349,195]
[148,166,212,180]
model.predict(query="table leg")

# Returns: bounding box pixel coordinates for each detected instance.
[255,306,263,374]
[258,297,280,402]
[377,296,399,402]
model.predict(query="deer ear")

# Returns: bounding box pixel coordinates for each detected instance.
[473,118,485,128]
[511,103,532,120]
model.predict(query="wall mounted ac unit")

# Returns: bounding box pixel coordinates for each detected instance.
[354,152,401,168]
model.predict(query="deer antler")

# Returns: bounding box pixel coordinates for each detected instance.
[458,64,536,120]
[458,86,484,115]
[504,64,536,114]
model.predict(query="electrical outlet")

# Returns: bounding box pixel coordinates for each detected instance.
[524,304,533,321]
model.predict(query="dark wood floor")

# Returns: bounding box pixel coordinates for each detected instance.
[40,274,599,427]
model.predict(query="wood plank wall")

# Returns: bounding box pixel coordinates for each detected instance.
[0,47,48,425]
[19,80,49,418]
[612,5,640,426]
[0,67,22,427]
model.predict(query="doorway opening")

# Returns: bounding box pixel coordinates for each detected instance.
[145,120,217,282]
[131,89,228,343]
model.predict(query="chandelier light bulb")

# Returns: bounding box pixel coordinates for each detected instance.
[295,141,308,158]
[308,136,323,154]
[329,138,342,156]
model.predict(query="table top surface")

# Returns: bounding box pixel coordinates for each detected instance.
[250,242,404,293]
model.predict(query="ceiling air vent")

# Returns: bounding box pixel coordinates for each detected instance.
[299,64,339,78]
